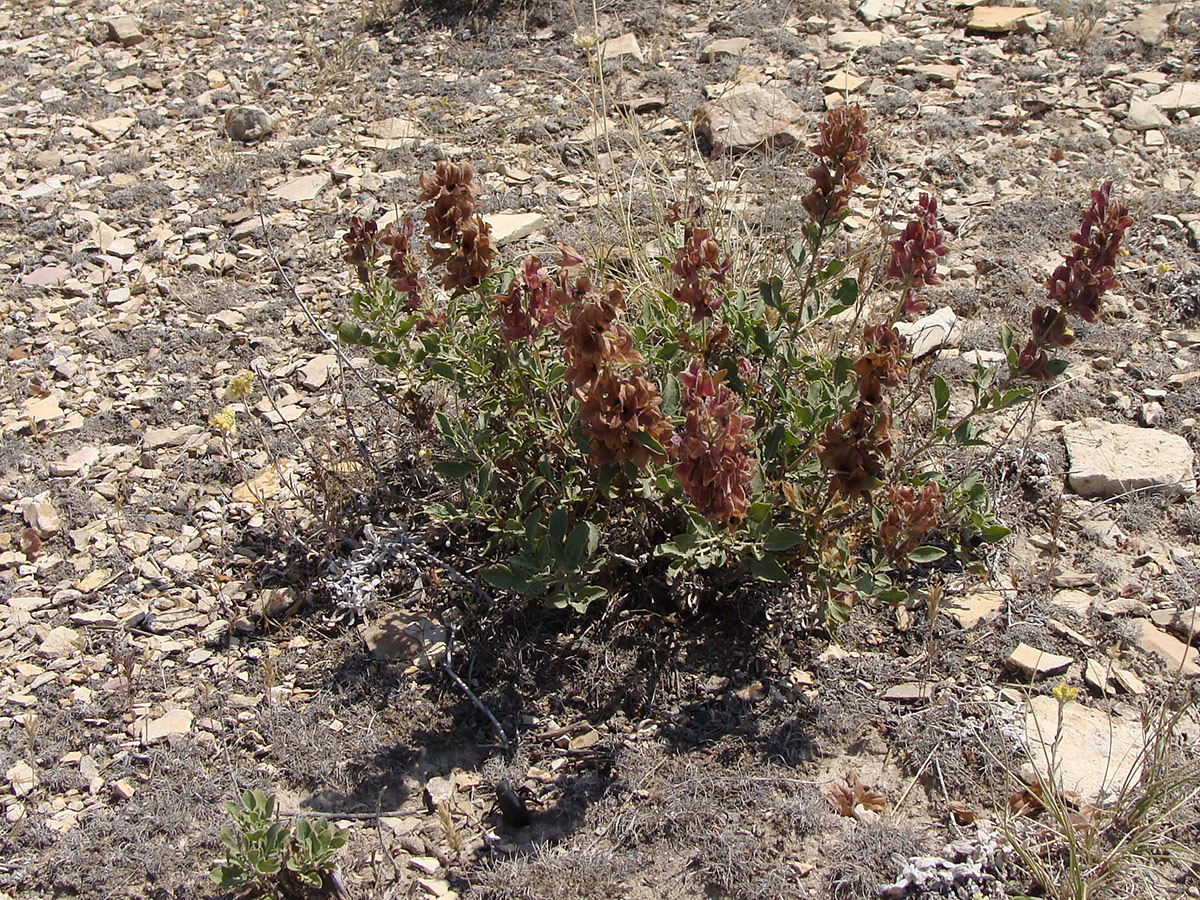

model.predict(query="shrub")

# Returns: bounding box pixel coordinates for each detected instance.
[335,112,1130,627]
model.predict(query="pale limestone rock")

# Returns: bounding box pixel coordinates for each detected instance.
[38,626,81,657]
[269,173,329,203]
[1006,642,1072,678]
[1150,82,1200,114]
[1126,618,1200,676]
[829,30,886,51]
[896,306,961,358]
[968,7,1040,32]
[598,33,643,62]
[6,761,36,797]
[694,83,804,153]
[1126,97,1171,132]
[1024,697,1143,801]
[857,0,904,23]
[139,708,194,744]
[484,212,546,245]
[1123,4,1175,43]
[89,116,136,141]
[105,16,144,47]
[1063,419,1196,499]
[365,116,422,140]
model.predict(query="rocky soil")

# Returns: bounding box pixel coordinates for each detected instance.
[2,0,1200,898]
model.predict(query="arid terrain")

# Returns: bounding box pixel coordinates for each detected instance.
[2,0,1200,898]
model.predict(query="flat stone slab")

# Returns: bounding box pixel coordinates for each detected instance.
[1006,642,1072,679]
[1063,418,1196,499]
[828,30,885,51]
[967,7,1040,32]
[1149,82,1200,114]
[1024,697,1143,801]
[484,212,546,245]
[1127,618,1200,676]
[694,83,804,154]
[598,33,643,62]
[269,173,330,203]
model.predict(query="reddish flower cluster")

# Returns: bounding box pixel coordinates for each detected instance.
[670,359,757,526]
[560,281,643,390]
[495,257,558,343]
[556,267,673,471]
[380,216,427,311]
[417,161,495,292]
[802,105,870,226]
[878,482,944,564]
[818,325,908,498]
[343,216,381,284]
[1018,182,1132,380]
[671,224,731,322]
[578,371,674,470]
[887,193,948,314]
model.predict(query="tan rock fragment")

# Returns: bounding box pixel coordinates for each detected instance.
[1006,642,1073,679]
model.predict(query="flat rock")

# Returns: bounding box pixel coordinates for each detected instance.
[21,496,61,535]
[967,7,1040,32]
[6,761,36,797]
[362,612,447,670]
[1126,618,1200,676]
[269,173,330,203]
[144,424,205,450]
[599,33,643,62]
[38,626,81,657]
[694,83,804,154]
[1149,82,1200,114]
[1024,697,1142,801]
[24,393,64,423]
[1063,419,1196,499]
[703,38,751,61]
[828,31,886,51]
[1126,97,1171,132]
[896,306,961,358]
[89,116,136,141]
[224,106,273,143]
[825,73,866,93]
[1162,605,1200,642]
[1005,642,1072,678]
[1123,4,1175,43]
[365,117,422,140]
[484,212,546,245]
[299,353,338,390]
[944,587,1006,628]
[139,708,194,744]
[858,0,904,22]
[22,265,69,288]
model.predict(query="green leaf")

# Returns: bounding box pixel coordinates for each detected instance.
[481,566,533,592]
[548,507,568,549]
[747,501,772,524]
[569,585,608,613]
[979,524,1011,542]
[633,430,666,456]
[518,476,546,512]
[908,546,947,564]
[749,553,789,583]
[335,321,368,345]
[433,461,475,480]
[931,374,950,417]
[564,521,598,567]
[763,528,806,552]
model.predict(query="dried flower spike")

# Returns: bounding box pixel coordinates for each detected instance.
[670,359,757,526]
[579,371,674,470]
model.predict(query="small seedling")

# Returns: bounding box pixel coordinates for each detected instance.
[212,789,346,898]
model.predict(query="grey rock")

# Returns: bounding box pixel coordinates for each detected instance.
[224,106,274,143]
[693,83,804,154]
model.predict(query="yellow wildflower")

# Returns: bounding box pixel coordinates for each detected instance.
[209,406,238,436]
[223,369,254,401]
[1051,681,1078,704]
